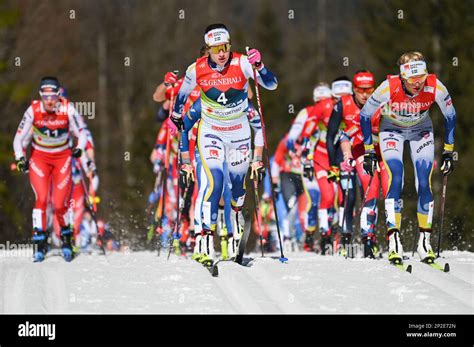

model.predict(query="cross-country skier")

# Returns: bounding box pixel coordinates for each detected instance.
[13,77,87,262]
[360,51,457,264]
[171,23,277,267]
[326,76,359,256]
[326,71,385,258]
[271,134,306,251]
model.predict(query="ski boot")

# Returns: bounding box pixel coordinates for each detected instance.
[303,230,315,252]
[173,238,181,256]
[220,235,229,260]
[320,231,332,255]
[32,228,48,262]
[198,230,215,266]
[387,229,404,265]
[362,232,377,259]
[417,228,436,264]
[60,226,75,262]
[231,206,245,253]
[192,233,203,262]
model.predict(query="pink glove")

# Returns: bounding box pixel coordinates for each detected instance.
[247,48,262,66]
[340,158,356,172]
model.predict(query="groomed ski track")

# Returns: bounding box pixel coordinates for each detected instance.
[0,250,472,314]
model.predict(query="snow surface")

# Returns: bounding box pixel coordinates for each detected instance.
[0,250,472,314]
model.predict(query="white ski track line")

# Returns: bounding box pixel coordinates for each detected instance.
[242,257,310,313]
[187,261,243,314]
[407,261,474,309]
[212,261,268,313]
[40,260,70,313]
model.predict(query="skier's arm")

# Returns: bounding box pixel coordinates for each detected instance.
[326,100,343,167]
[248,102,264,148]
[79,152,99,191]
[172,63,197,118]
[360,80,390,152]
[13,106,34,160]
[180,100,202,155]
[153,83,167,103]
[68,104,87,151]
[434,78,456,151]
[241,56,278,91]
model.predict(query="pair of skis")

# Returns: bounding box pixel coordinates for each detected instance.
[198,210,252,277]
[391,258,450,273]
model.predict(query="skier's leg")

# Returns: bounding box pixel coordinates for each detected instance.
[380,129,405,262]
[226,125,251,255]
[316,167,335,254]
[302,174,320,252]
[196,122,225,263]
[71,182,85,248]
[409,125,435,261]
[280,172,298,240]
[51,151,74,261]
[356,155,380,258]
[29,151,52,262]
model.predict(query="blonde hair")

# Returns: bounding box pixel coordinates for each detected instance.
[397,51,425,66]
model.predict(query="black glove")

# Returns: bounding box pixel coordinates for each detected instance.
[272,182,280,195]
[363,152,378,176]
[16,157,29,173]
[72,148,82,158]
[170,112,184,132]
[440,151,454,176]
[303,163,314,181]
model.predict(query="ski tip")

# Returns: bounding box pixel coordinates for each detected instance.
[279,257,289,263]
[211,266,219,277]
[406,265,412,273]
[444,263,450,273]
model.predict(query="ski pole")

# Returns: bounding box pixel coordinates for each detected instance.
[167,134,182,260]
[437,175,448,258]
[246,46,287,262]
[340,169,354,259]
[252,176,265,257]
[78,164,107,258]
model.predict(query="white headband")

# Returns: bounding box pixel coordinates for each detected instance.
[331,80,353,96]
[204,28,230,46]
[313,86,332,102]
[400,61,427,79]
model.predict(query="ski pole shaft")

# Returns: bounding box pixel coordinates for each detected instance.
[437,175,448,258]
[247,46,286,261]
[79,165,107,257]
[340,172,352,235]
[252,178,265,257]
[168,133,182,260]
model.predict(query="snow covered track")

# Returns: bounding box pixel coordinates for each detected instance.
[0,250,472,314]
